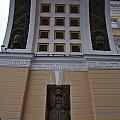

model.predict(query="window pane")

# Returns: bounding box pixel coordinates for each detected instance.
[71,44,81,52]
[38,44,48,52]
[55,4,65,13]
[118,44,120,48]
[70,5,79,13]
[40,17,50,25]
[111,18,117,22]
[70,31,80,39]
[55,31,65,39]
[55,44,64,52]
[39,31,49,38]
[70,18,80,26]
[41,3,51,12]
[55,18,65,26]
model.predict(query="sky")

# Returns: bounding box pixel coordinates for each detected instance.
[0,0,10,47]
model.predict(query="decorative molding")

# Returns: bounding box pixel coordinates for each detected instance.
[0,59,120,70]
[31,63,87,71]
[88,61,120,69]
[0,53,120,70]
[110,3,120,8]
[0,59,31,67]
[31,61,120,71]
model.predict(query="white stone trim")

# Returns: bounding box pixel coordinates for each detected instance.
[0,59,31,67]
[88,61,120,69]
[31,62,87,71]
[106,0,117,54]
[0,58,120,70]
[31,61,120,71]
[0,53,120,70]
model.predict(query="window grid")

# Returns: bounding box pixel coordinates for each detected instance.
[38,2,81,54]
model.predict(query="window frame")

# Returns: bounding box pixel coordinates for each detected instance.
[70,4,80,14]
[55,30,65,40]
[70,31,80,40]
[54,43,65,52]
[40,17,50,26]
[41,3,51,13]
[39,30,50,39]
[70,18,80,27]
[70,43,81,52]
[55,4,65,13]
[55,17,65,26]
[37,43,49,52]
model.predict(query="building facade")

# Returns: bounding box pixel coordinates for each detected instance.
[0,0,120,120]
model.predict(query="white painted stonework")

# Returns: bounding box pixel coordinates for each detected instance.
[0,53,120,71]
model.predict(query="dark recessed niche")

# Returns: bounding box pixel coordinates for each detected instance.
[45,85,71,120]
[8,0,31,49]
[89,0,111,51]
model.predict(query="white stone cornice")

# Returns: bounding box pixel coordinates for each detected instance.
[0,52,34,59]
[0,52,33,68]
[88,61,120,69]
[0,53,120,70]
[31,62,87,71]
[0,59,31,67]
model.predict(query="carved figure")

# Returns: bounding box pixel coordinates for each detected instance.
[89,0,110,50]
[46,85,71,120]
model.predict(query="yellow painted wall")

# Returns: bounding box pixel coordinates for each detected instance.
[111,16,120,22]
[0,68,120,120]
[22,70,55,120]
[112,29,120,36]
[0,67,29,120]
[22,70,94,120]
[88,69,120,120]
[62,71,94,120]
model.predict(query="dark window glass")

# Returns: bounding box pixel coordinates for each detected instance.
[55,31,65,39]
[70,18,80,26]
[40,17,50,25]
[39,30,49,38]
[118,44,120,48]
[41,3,51,12]
[71,44,81,52]
[55,18,65,26]
[111,18,117,22]
[70,31,80,39]
[55,4,65,13]
[55,44,64,52]
[70,5,79,13]
[38,44,48,52]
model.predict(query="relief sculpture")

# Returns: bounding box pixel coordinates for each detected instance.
[89,0,110,51]
[46,85,71,120]
[8,0,31,49]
